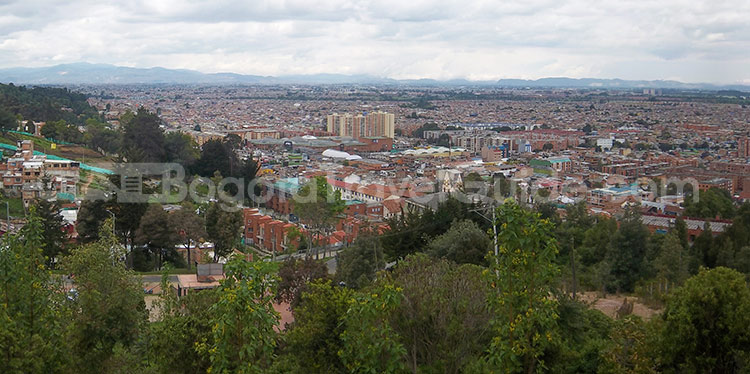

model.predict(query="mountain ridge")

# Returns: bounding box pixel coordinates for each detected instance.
[0,62,748,91]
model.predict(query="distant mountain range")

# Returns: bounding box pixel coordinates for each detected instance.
[0,62,748,91]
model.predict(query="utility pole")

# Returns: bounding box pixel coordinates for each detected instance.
[570,237,577,299]
[105,209,116,236]
[105,209,117,266]
[471,204,499,260]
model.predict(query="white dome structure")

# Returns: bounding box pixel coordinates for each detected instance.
[322,149,361,160]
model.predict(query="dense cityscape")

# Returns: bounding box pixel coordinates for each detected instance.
[2,0,750,373]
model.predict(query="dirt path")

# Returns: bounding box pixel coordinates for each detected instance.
[80,172,95,195]
[579,292,660,320]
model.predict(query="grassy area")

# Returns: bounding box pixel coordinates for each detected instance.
[0,133,16,145]
[0,132,113,164]
[0,197,26,219]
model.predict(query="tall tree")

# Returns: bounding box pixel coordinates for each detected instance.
[205,202,243,262]
[75,198,110,243]
[169,203,206,270]
[282,280,354,373]
[206,259,279,374]
[690,223,715,272]
[389,254,492,373]
[600,316,656,373]
[194,139,234,178]
[121,108,166,162]
[339,283,407,373]
[426,219,491,266]
[0,106,18,135]
[106,172,151,256]
[134,203,178,270]
[654,232,689,291]
[485,201,560,373]
[658,267,750,372]
[0,208,69,373]
[607,209,649,292]
[164,131,200,169]
[336,235,385,289]
[276,257,329,308]
[684,187,736,220]
[382,208,429,262]
[149,271,217,374]
[63,219,148,373]
[237,156,260,203]
[292,176,345,259]
[33,198,68,268]
[224,133,243,150]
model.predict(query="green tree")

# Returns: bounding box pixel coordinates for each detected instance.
[236,156,260,203]
[658,267,750,373]
[0,106,18,134]
[690,223,715,271]
[426,219,490,266]
[684,187,736,220]
[607,209,649,292]
[381,196,483,262]
[485,201,560,373]
[63,219,148,373]
[135,204,178,270]
[336,236,385,289]
[23,119,34,133]
[224,133,242,150]
[106,172,151,253]
[206,258,279,374]
[205,202,243,262]
[121,108,166,162]
[599,316,657,373]
[40,119,64,139]
[339,283,407,373]
[282,280,354,373]
[87,124,122,155]
[292,176,345,259]
[194,139,235,178]
[673,216,689,250]
[0,209,70,373]
[536,201,560,225]
[32,198,68,268]
[276,257,329,308]
[382,208,429,262]
[654,232,689,291]
[389,254,492,373]
[164,132,200,169]
[75,198,110,243]
[544,298,613,374]
[169,203,206,270]
[149,271,217,374]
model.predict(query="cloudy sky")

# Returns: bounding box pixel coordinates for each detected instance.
[0,0,748,83]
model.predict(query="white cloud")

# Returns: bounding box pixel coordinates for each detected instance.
[0,0,748,83]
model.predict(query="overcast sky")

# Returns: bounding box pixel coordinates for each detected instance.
[0,0,748,83]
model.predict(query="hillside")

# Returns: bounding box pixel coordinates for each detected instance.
[0,83,100,125]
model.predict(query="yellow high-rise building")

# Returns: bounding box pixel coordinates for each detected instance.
[326,111,395,139]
